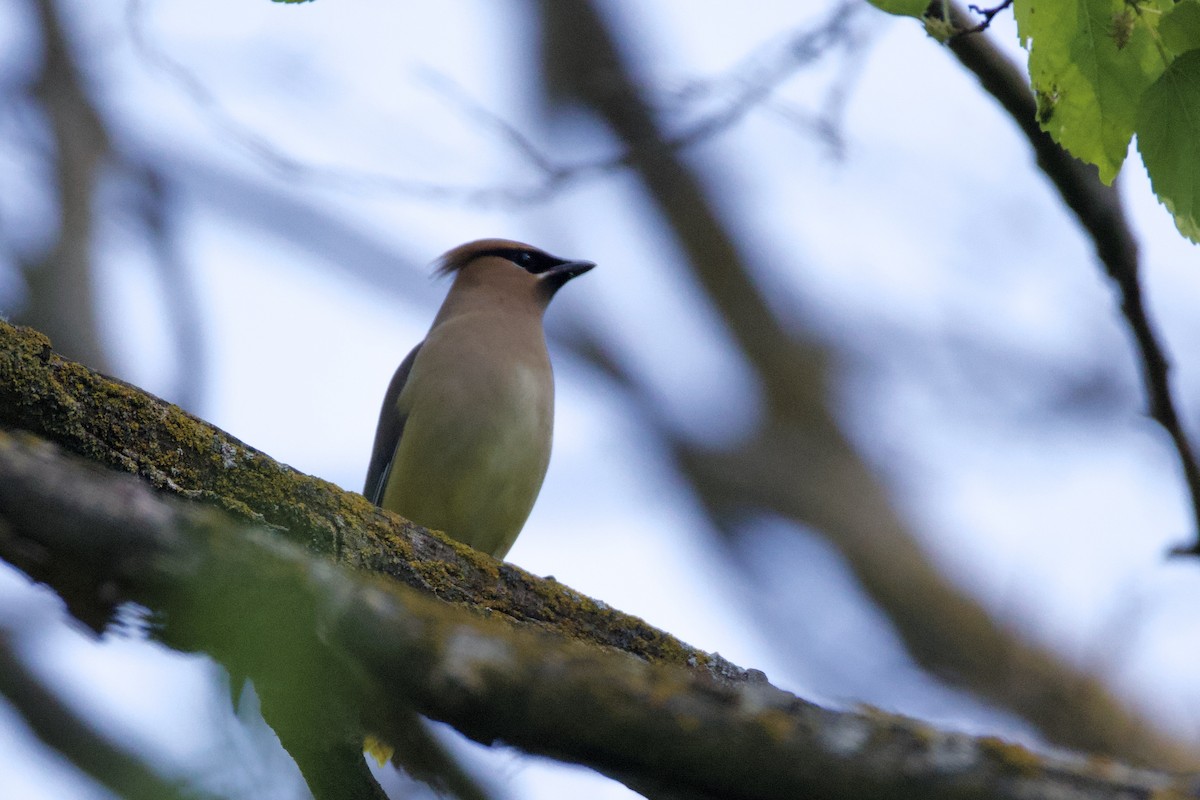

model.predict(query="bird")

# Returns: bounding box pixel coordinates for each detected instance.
[363,238,595,560]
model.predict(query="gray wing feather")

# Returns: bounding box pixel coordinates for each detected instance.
[363,343,422,505]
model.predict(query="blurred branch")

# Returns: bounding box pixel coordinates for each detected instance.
[656,3,869,162]
[17,0,208,408]
[120,162,207,411]
[149,151,435,304]
[2,428,1196,800]
[937,1,1200,557]
[19,0,112,373]
[126,0,862,204]
[124,0,515,203]
[0,629,210,800]
[421,8,867,195]
[536,0,1197,769]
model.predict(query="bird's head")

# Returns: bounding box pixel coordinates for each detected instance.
[435,239,595,302]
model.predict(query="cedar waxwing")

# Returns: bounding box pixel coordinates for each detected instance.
[363,239,595,559]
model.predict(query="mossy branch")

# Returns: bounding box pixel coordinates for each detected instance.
[0,318,744,680]
[2,426,1196,800]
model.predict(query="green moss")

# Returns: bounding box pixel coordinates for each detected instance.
[756,709,795,742]
[1,319,759,692]
[979,736,1042,775]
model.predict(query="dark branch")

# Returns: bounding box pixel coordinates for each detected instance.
[19,0,112,372]
[950,0,1015,39]
[1,427,1195,800]
[0,629,208,800]
[23,0,207,409]
[940,1,1200,556]
[536,0,1197,767]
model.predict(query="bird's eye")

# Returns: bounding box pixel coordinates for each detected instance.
[479,247,545,272]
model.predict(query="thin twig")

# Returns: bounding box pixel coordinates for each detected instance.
[124,0,863,205]
[950,0,1015,39]
[941,1,1200,555]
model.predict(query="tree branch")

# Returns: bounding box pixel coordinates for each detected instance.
[19,0,111,373]
[939,1,1200,556]
[21,0,209,407]
[0,318,751,683]
[125,0,861,205]
[1,427,1195,800]
[0,629,208,800]
[949,0,1015,39]
[535,0,1195,768]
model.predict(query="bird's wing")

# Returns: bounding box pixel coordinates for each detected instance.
[363,342,422,505]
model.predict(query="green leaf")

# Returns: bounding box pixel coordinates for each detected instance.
[1137,48,1200,242]
[1015,0,1166,184]
[867,0,931,19]
[1160,0,1200,55]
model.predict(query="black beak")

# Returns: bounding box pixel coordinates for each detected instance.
[539,259,596,294]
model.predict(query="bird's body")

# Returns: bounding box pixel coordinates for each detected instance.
[363,239,593,559]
